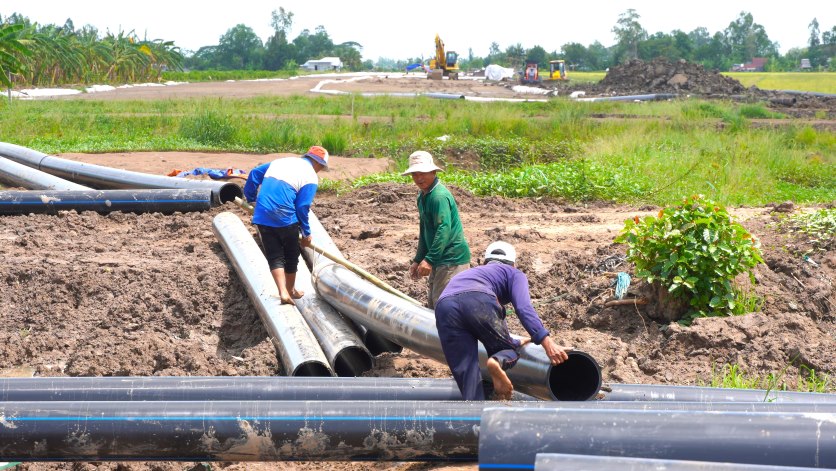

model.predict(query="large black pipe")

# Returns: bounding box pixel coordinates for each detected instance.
[534,453,825,471]
[313,263,602,401]
[0,400,484,461]
[304,211,404,355]
[0,189,213,215]
[0,156,90,191]
[292,256,374,376]
[479,407,836,470]
[0,376,465,401]
[1,401,834,462]
[601,383,836,403]
[0,142,242,205]
[212,212,333,377]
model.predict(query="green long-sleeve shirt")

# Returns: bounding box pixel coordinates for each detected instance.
[414,179,471,267]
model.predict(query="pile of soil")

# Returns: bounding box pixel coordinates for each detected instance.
[597,57,748,96]
[0,169,833,469]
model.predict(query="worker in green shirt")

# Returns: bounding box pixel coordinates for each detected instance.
[402,150,471,308]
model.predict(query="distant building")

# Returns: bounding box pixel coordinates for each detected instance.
[800,58,812,70]
[731,57,767,72]
[301,57,343,72]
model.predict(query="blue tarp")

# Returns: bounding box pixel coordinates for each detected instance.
[405,63,424,71]
[175,168,246,179]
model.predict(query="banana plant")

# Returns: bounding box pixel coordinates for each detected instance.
[0,23,30,88]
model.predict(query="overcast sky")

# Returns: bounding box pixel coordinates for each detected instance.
[3,1,833,60]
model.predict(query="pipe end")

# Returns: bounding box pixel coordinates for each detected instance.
[547,350,602,401]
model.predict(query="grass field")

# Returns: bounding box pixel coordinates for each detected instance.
[2,73,833,206]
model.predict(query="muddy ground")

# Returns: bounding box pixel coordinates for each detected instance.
[1,152,834,470]
[2,71,835,470]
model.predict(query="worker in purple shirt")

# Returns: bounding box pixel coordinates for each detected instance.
[434,241,569,400]
[243,146,329,304]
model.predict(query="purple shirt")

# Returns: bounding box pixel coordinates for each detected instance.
[437,262,549,344]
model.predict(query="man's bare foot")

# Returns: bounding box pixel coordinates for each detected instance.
[291,289,305,299]
[486,357,514,401]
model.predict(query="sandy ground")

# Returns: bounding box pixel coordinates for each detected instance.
[2,74,834,469]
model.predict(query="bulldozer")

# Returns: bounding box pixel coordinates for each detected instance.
[428,34,459,80]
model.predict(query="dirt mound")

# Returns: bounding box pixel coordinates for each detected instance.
[598,57,748,96]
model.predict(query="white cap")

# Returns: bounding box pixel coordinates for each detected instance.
[484,241,516,264]
[401,150,442,175]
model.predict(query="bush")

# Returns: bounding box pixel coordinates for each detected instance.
[615,195,764,324]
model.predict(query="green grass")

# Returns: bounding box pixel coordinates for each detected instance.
[1,93,833,206]
[726,72,836,94]
[704,363,832,394]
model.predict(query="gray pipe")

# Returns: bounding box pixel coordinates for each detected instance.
[601,383,836,403]
[479,407,836,470]
[312,263,601,400]
[0,376,465,401]
[305,211,404,355]
[576,93,677,102]
[0,141,242,204]
[0,156,90,190]
[0,400,486,461]
[0,189,213,215]
[293,254,374,376]
[211,212,332,376]
[534,453,826,471]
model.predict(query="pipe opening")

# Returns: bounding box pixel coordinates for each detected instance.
[291,361,333,377]
[217,183,244,204]
[333,347,375,377]
[547,350,602,401]
[363,331,404,356]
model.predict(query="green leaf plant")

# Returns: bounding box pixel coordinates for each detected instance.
[615,194,764,324]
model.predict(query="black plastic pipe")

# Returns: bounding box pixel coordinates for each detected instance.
[292,256,375,376]
[479,407,836,470]
[0,156,90,191]
[0,142,243,205]
[0,189,213,215]
[304,211,404,355]
[212,212,333,377]
[534,453,825,471]
[601,383,836,403]
[313,262,602,401]
[0,376,465,401]
[1,401,834,462]
[0,400,485,461]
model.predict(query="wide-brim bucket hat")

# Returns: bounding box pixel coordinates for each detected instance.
[401,150,442,175]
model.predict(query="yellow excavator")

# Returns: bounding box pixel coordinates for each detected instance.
[428,34,459,80]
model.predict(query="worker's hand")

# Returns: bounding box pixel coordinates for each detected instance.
[300,235,313,248]
[541,336,569,366]
[409,262,420,280]
[416,259,433,277]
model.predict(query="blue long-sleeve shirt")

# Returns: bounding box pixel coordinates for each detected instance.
[437,262,549,344]
[243,157,318,236]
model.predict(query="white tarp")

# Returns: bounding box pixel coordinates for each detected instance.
[484,64,516,81]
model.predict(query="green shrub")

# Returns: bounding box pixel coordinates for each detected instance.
[615,194,764,324]
[179,111,235,145]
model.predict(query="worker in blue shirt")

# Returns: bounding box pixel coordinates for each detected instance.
[243,146,329,304]
[434,241,569,400]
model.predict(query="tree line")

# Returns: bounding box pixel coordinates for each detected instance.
[1,8,833,89]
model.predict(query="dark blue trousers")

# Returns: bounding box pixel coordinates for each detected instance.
[435,291,521,400]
